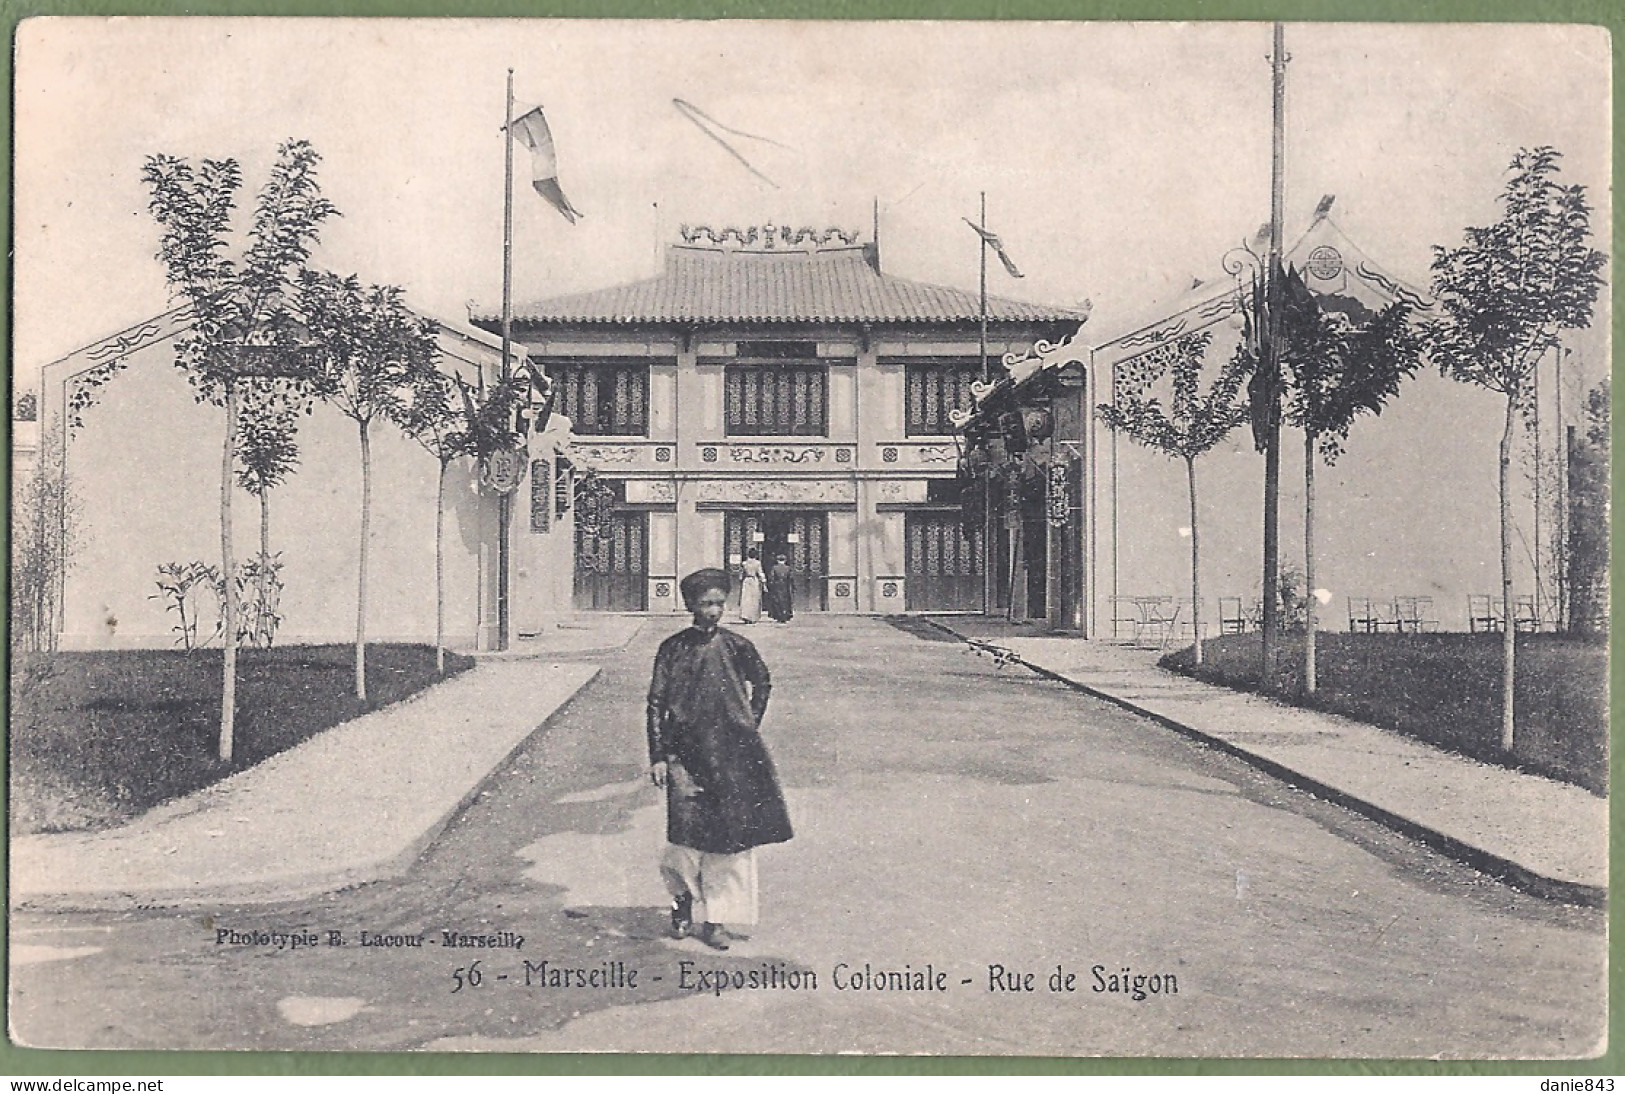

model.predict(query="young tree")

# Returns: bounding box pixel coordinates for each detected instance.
[299,271,439,701]
[396,358,551,672]
[12,420,80,701]
[234,377,307,645]
[1278,269,1424,694]
[1426,146,1606,752]
[394,364,468,675]
[143,140,336,761]
[1098,331,1250,664]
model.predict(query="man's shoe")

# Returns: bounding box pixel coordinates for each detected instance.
[696,923,731,951]
[669,893,693,939]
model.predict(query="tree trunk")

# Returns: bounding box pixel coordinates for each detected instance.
[356,419,372,702]
[219,382,239,762]
[1186,456,1202,665]
[258,487,271,647]
[1261,416,1281,690]
[1499,392,1517,753]
[1304,426,1318,696]
[435,457,448,675]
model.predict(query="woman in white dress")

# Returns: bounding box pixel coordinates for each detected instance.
[738,548,765,624]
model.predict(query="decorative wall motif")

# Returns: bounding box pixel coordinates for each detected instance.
[881,581,900,598]
[1114,339,1189,402]
[1355,261,1432,309]
[654,581,674,599]
[84,320,166,362]
[1306,245,1345,280]
[875,480,921,504]
[693,479,857,505]
[655,447,672,462]
[701,447,718,463]
[917,446,954,464]
[833,582,852,599]
[882,447,898,463]
[724,445,850,465]
[573,444,640,465]
[835,448,852,463]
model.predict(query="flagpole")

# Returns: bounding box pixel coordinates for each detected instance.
[497,67,516,652]
[1260,23,1287,683]
[979,191,993,616]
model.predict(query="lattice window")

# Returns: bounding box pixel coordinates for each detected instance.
[905,361,981,436]
[725,364,828,436]
[553,362,650,436]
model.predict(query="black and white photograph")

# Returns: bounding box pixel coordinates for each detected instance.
[7,18,1610,1058]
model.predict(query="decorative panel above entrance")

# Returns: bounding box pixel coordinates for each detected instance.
[693,479,857,506]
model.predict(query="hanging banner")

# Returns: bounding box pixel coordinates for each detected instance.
[480,444,528,495]
[1047,460,1070,527]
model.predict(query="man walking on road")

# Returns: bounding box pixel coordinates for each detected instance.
[765,552,794,623]
[646,568,793,950]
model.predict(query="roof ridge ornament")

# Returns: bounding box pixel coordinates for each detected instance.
[678,224,860,252]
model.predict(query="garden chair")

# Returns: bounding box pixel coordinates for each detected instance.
[1218,596,1249,635]
[1133,596,1181,649]
[1347,596,1379,633]
[1109,597,1142,643]
[1394,595,1438,634]
[1467,594,1502,633]
[1512,594,1541,633]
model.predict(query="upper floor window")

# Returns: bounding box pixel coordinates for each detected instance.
[905,360,982,436]
[725,362,828,436]
[551,361,649,436]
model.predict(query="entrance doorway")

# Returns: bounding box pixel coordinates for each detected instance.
[724,510,828,612]
[574,511,648,611]
[904,512,985,612]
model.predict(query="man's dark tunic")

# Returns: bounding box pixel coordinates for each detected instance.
[646,626,793,855]
[765,562,794,622]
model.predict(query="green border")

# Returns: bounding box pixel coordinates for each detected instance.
[1,0,1619,1079]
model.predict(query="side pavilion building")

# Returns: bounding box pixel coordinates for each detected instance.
[475,225,1088,617]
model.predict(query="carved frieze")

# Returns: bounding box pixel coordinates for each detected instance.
[693,479,857,505]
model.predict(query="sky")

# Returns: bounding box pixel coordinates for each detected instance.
[12,19,1612,389]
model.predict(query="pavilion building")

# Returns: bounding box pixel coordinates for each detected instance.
[473,224,1088,619]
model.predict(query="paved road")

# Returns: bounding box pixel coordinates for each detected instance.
[9,617,1605,1057]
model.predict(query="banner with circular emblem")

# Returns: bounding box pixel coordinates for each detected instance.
[479,444,528,495]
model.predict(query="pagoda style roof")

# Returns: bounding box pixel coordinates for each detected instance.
[474,229,1090,328]
[1091,212,1434,366]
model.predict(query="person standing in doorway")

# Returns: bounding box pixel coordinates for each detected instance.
[646,568,793,951]
[765,552,794,623]
[738,547,764,624]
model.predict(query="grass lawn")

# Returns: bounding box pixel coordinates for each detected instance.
[9,644,475,835]
[1162,632,1608,795]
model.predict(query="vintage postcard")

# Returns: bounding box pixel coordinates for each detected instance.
[8,18,1610,1058]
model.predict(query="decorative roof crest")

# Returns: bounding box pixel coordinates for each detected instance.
[679,223,861,252]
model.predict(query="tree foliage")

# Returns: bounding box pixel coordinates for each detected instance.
[143,142,337,401]
[1427,146,1606,397]
[1273,271,1425,462]
[1097,332,1250,462]
[298,272,439,426]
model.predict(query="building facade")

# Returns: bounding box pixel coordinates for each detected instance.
[475,225,1087,617]
[1085,213,1601,637]
[32,308,574,650]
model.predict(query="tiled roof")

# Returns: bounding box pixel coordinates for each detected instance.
[474,246,1089,327]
